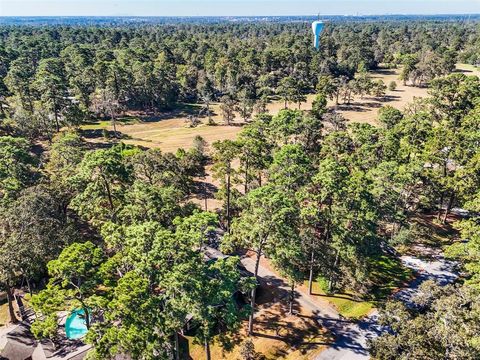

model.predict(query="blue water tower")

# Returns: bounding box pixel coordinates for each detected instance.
[312,21,324,50]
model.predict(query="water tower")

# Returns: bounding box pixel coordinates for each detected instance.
[312,20,324,50]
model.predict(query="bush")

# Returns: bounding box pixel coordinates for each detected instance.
[388,81,397,91]
[316,275,330,293]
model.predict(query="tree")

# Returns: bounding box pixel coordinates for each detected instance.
[371,80,387,99]
[311,93,328,120]
[268,109,304,145]
[0,186,74,324]
[190,257,253,360]
[236,92,255,123]
[212,140,240,233]
[369,283,480,359]
[153,52,179,109]
[298,157,348,294]
[388,81,397,91]
[33,58,70,132]
[399,54,419,86]
[90,88,123,137]
[224,185,298,334]
[254,95,269,115]
[130,148,196,195]
[237,120,273,192]
[0,136,38,201]
[31,241,104,336]
[378,105,403,129]
[323,111,347,132]
[119,181,186,226]
[270,236,305,315]
[70,145,132,225]
[268,144,312,192]
[61,45,96,111]
[316,75,338,104]
[240,339,259,360]
[428,74,480,128]
[276,76,299,109]
[4,58,35,113]
[173,211,218,250]
[220,95,237,125]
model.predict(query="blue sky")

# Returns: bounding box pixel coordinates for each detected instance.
[1,0,479,16]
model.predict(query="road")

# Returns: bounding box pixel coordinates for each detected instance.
[241,246,458,360]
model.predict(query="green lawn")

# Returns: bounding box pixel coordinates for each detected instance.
[80,116,141,130]
[369,254,413,299]
[306,253,413,319]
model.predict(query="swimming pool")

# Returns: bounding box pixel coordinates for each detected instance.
[65,309,89,339]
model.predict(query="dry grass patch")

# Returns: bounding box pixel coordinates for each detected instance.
[184,302,330,360]
[81,64,477,153]
[0,302,10,327]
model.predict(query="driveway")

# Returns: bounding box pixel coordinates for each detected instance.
[240,248,458,360]
[315,247,458,360]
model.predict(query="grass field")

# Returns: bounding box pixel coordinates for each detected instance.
[80,64,478,153]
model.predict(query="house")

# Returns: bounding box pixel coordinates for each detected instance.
[0,324,90,360]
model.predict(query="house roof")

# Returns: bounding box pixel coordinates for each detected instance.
[0,323,36,360]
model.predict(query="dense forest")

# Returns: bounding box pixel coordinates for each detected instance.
[1,18,480,360]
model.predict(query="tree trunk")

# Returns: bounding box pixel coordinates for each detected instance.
[25,276,33,297]
[328,250,340,292]
[226,171,231,234]
[207,102,211,123]
[442,193,455,224]
[308,250,315,295]
[248,247,263,335]
[289,282,295,315]
[103,177,115,213]
[244,158,249,195]
[204,181,208,211]
[54,109,60,132]
[6,284,18,324]
[204,338,211,360]
[112,114,118,138]
[437,192,444,220]
[174,332,180,360]
[83,306,91,329]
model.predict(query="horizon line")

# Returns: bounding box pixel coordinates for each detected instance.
[1,13,480,17]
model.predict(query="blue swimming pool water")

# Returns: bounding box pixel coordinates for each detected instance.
[65,309,89,339]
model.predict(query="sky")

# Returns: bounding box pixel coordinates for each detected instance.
[1,0,479,17]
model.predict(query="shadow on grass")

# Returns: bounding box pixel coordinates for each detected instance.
[311,293,365,302]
